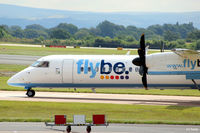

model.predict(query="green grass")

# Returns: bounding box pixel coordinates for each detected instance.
[0,45,160,56]
[0,46,127,56]
[0,64,28,72]
[0,100,200,124]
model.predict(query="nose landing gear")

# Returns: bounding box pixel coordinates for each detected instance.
[26,88,35,97]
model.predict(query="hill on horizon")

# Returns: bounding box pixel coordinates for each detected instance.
[0,4,200,29]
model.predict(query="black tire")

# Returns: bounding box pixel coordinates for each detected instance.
[27,90,35,97]
[66,126,71,133]
[86,126,91,133]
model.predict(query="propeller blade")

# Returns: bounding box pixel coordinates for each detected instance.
[132,34,148,89]
[138,34,146,67]
[132,34,145,66]
[140,33,145,51]
[139,34,148,89]
[142,73,148,89]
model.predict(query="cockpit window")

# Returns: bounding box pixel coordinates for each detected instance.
[31,61,49,68]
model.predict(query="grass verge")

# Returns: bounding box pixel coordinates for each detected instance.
[0,100,200,125]
[0,45,159,56]
[0,45,128,56]
[0,64,28,72]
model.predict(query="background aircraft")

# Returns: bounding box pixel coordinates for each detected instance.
[7,34,200,97]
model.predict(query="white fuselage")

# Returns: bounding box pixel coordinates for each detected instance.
[7,52,200,89]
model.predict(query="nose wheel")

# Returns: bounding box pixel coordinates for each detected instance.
[26,89,35,97]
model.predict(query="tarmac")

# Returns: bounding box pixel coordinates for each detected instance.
[1,91,200,106]
[0,54,40,65]
[0,122,200,133]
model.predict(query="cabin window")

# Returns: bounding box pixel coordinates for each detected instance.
[95,67,99,72]
[39,61,49,67]
[56,68,60,74]
[31,61,49,68]
[129,67,132,72]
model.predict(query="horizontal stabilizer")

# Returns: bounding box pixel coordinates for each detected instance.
[172,49,200,58]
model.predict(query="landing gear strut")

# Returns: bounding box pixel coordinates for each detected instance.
[91,88,96,93]
[192,79,200,91]
[26,88,35,97]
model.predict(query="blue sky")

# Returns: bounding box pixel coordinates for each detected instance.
[0,0,200,12]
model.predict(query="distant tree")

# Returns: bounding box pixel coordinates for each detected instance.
[10,26,24,38]
[37,31,49,39]
[52,39,61,45]
[74,29,90,39]
[178,23,195,38]
[25,24,46,31]
[94,36,122,48]
[147,23,195,39]
[0,26,9,38]
[24,29,39,39]
[163,31,180,41]
[0,25,10,33]
[126,25,137,31]
[12,29,24,38]
[10,25,21,31]
[96,20,125,38]
[195,40,200,50]
[49,28,71,39]
[89,27,101,36]
[0,21,198,49]
[56,23,78,34]
[24,29,48,39]
[125,36,135,42]
[147,24,164,35]
[187,30,200,40]
[163,24,177,33]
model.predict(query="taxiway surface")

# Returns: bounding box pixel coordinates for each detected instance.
[1,91,200,106]
[0,54,40,65]
[0,122,200,133]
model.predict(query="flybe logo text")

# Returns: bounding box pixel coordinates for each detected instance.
[167,59,200,70]
[76,59,126,78]
[183,59,200,69]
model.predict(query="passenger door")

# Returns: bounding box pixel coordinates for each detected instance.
[62,59,73,83]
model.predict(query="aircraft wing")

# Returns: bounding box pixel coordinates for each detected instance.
[172,49,200,58]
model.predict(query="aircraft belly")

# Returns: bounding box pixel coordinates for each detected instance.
[147,75,193,84]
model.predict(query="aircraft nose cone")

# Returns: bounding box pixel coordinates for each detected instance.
[7,72,25,86]
[7,75,17,85]
[7,67,32,87]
